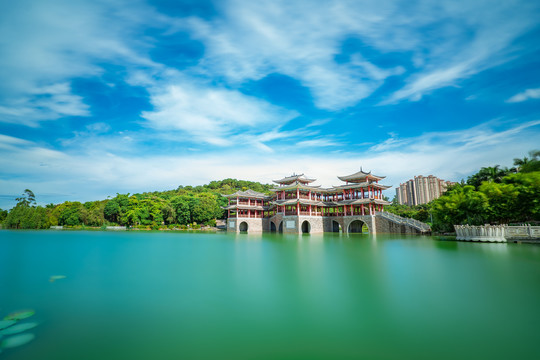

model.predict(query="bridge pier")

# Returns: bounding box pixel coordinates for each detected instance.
[240,212,430,235]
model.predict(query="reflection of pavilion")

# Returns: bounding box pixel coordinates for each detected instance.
[223,169,394,234]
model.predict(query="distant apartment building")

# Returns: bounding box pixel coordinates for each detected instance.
[395,175,455,206]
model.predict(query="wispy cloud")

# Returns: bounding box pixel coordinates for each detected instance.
[379,1,540,103]
[0,83,90,126]
[506,88,540,103]
[186,0,406,110]
[186,0,540,107]
[0,0,164,125]
[140,81,299,146]
[1,0,539,209]
[2,118,538,208]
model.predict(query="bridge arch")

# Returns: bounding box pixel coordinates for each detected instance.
[301,220,311,234]
[345,218,371,234]
[270,221,276,232]
[239,221,248,232]
[332,220,341,232]
[278,221,283,233]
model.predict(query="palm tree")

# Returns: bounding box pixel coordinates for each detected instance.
[513,156,530,172]
[468,165,507,188]
[483,165,506,183]
[514,150,540,172]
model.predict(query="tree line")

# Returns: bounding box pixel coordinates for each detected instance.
[2,152,539,232]
[0,179,274,230]
[385,150,540,232]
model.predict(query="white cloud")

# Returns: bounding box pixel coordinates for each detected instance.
[2,118,539,208]
[0,0,164,125]
[184,0,539,108]
[0,83,90,126]
[186,0,407,110]
[141,82,299,146]
[2,0,538,128]
[506,88,540,103]
[380,1,540,103]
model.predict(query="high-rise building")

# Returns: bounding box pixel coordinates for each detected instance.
[395,175,455,206]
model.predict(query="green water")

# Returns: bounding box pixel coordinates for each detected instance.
[1,230,539,360]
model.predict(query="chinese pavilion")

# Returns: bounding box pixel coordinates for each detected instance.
[223,169,392,234]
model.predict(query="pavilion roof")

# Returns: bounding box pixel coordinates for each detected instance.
[273,173,316,185]
[221,189,271,199]
[337,198,391,206]
[222,204,269,210]
[337,168,386,183]
[332,182,392,191]
[272,199,326,207]
[270,183,322,192]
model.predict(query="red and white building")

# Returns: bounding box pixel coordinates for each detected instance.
[224,169,392,234]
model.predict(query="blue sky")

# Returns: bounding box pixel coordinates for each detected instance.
[1,0,540,209]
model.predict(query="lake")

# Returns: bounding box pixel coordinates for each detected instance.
[1,230,539,360]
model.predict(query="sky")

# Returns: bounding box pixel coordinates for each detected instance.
[1,0,540,209]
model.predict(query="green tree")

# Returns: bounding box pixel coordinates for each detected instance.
[15,189,36,207]
[83,201,106,226]
[190,193,221,225]
[431,185,489,232]
[170,195,191,225]
[58,202,86,226]
[104,194,130,225]
[517,150,540,173]
[3,190,49,229]
[479,182,519,224]
[0,208,7,222]
[161,203,175,225]
[467,165,509,188]
[503,172,540,221]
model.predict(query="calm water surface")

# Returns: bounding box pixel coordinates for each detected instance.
[1,230,539,360]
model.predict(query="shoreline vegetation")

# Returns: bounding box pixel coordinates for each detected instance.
[1,151,539,233]
[0,179,272,231]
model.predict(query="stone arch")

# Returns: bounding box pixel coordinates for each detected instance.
[278,222,283,233]
[348,219,369,234]
[301,220,311,234]
[239,221,248,232]
[270,222,276,232]
[332,220,341,232]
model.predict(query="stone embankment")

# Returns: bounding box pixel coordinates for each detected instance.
[454,224,540,243]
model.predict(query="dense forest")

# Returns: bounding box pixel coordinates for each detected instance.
[1,151,539,232]
[0,179,274,230]
[385,150,540,232]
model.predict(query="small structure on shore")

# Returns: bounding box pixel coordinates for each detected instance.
[454,224,540,243]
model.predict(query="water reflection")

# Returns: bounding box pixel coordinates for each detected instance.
[1,230,539,360]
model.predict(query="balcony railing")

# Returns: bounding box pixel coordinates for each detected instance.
[376,211,431,232]
[234,201,264,206]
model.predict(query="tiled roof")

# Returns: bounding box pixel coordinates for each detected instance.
[273,173,316,184]
[221,189,271,199]
[337,168,385,182]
